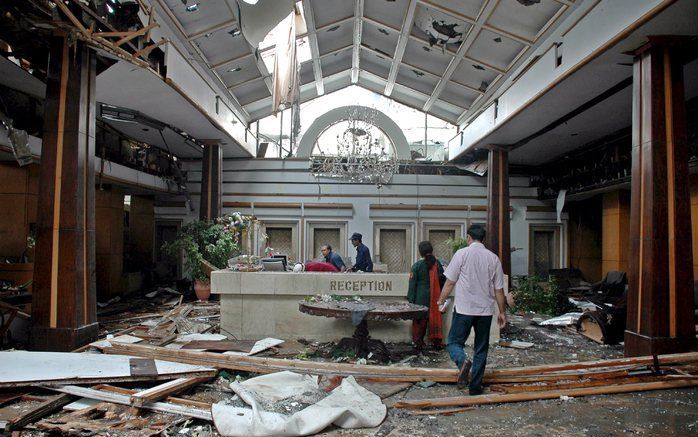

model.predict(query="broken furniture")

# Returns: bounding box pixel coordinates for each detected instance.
[299,300,428,360]
[574,271,628,344]
[548,268,590,296]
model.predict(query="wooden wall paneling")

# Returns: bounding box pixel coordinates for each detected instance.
[625,38,695,357]
[31,37,98,351]
[486,147,511,277]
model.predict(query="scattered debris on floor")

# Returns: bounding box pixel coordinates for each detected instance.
[1,298,696,436]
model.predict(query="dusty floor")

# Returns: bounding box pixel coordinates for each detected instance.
[315,313,698,436]
[7,293,696,436]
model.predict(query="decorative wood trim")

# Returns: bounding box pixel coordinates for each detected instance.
[223,201,252,208]
[303,203,353,209]
[526,206,556,212]
[254,202,302,208]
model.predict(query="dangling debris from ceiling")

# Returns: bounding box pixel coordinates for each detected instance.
[233,0,295,48]
[413,6,467,46]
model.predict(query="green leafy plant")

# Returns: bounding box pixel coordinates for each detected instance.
[162,220,238,284]
[446,236,469,253]
[512,275,572,316]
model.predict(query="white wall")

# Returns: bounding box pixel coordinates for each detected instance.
[156,158,567,276]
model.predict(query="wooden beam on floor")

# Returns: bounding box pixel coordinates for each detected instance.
[393,379,698,409]
[41,385,212,421]
[5,394,74,432]
[130,377,211,407]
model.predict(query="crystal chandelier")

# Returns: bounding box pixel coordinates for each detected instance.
[310,115,398,188]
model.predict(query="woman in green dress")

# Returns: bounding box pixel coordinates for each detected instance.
[407,241,446,350]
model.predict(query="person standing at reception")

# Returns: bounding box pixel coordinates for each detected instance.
[349,232,373,272]
[407,241,446,351]
[320,244,346,272]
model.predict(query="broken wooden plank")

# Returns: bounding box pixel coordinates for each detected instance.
[0,351,216,388]
[181,340,257,352]
[5,394,74,432]
[486,351,698,376]
[101,342,458,382]
[408,406,476,416]
[95,384,212,410]
[130,377,211,407]
[41,386,212,421]
[103,343,698,385]
[488,375,673,394]
[393,379,698,409]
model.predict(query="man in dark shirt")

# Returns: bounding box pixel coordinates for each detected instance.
[349,233,373,272]
[320,244,346,272]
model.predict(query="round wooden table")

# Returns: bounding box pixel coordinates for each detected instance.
[299,300,428,360]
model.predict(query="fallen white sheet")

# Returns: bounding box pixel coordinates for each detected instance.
[0,351,214,386]
[212,373,386,436]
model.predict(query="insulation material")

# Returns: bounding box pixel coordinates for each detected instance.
[212,372,386,436]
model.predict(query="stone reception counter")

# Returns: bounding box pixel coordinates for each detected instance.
[211,270,500,343]
[211,271,414,342]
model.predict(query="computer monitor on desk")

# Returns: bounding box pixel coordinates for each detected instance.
[271,254,288,270]
[262,259,285,271]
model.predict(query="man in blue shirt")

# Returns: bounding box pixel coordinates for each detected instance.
[349,233,373,272]
[320,244,346,272]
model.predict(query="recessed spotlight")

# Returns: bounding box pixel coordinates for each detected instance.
[327,25,340,32]
[473,64,485,70]
[229,28,241,37]
[204,32,212,38]
[142,128,150,131]
[378,28,389,36]
[186,3,199,12]
[493,37,502,43]
[228,66,241,72]
[242,0,259,4]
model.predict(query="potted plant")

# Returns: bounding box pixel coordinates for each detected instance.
[163,220,238,301]
[446,236,469,253]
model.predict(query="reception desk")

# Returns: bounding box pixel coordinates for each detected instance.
[211,270,500,343]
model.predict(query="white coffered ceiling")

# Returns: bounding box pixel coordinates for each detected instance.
[158,0,579,124]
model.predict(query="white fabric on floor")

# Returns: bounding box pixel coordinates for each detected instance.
[212,373,386,436]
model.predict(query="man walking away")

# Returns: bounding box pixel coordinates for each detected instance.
[437,225,507,395]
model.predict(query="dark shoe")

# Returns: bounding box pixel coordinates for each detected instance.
[429,342,444,351]
[457,359,472,388]
[469,386,484,396]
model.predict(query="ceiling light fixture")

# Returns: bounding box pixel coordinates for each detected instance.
[310,108,398,188]
[229,28,241,37]
[242,0,259,4]
[186,3,199,12]
[228,66,241,72]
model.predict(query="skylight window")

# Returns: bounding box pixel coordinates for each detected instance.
[257,6,310,72]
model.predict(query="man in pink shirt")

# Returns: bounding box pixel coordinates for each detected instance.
[437,225,507,395]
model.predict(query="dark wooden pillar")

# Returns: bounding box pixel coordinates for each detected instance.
[486,147,511,277]
[199,143,222,220]
[625,38,695,357]
[31,36,98,350]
